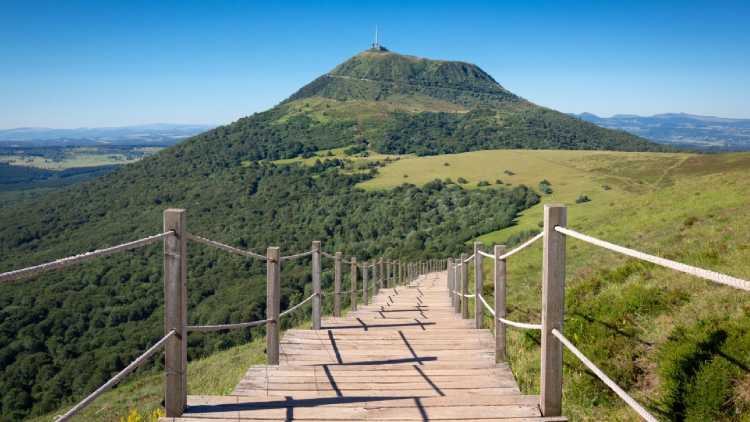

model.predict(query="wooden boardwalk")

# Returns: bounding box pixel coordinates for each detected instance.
[163,272,566,421]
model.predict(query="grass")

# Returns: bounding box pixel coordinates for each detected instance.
[452,151,750,420]
[28,338,266,422]
[357,149,694,244]
[0,149,160,170]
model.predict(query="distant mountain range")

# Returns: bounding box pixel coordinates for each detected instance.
[574,113,750,151]
[0,123,215,147]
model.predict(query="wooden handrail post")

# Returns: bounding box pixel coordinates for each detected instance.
[447,258,454,303]
[379,258,384,291]
[494,245,507,362]
[334,251,342,317]
[266,246,281,365]
[540,204,567,416]
[350,258,358,311]
[312,241,321,330]
[362,261,369,305]
[386,260,391,288]
[474,242,483,329]
[164,209,187,417]
[454,260,461,313]
[373,260,379,295]
[460,254,469,319]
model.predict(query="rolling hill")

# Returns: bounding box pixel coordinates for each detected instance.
[0,48,686,420]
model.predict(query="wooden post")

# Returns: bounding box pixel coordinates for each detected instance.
[454,261,461,313]
[460,254,469,319]
[386,260,391,288]
[474,242,483,329]
[334,251,342,317]
[373,260,379,295]
[379,258,385,291]
[540,204,567,416]
[494,245,507,363]
[350,258,358,311]
[362,261,369,305]
[447,258,456,307]
[266,247,281,365]
[312,241,321,330]
[164,209,187,417]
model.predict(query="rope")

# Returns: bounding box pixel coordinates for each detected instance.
[555,227,750,292]
[281,249,314,261]
[498,318,542,330]
[187,233,267,260]
[279,293,317,318]
[500,232,544,260]
[321,251,336,259]
[477,294,495,316]
[54,330,176,422]
[463,254,475,263]
[187,318,270,332]
[451,290,475,298]
[478,250,495,259]
[551,329,657,422]
[0,231,173,283]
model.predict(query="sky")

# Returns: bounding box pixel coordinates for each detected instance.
[1,0,749,128]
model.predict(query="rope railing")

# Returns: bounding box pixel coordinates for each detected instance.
[281,249,314,261]
[555,226,750,291]
[0,231,173,283]
[279,293,317,318]
[500,232,544,260]
[451,290,475,298]
[498,317,542,330]
[477,294,494,316]
[551,329,657,422]
[54,330,176,422]
[463,253,475,263]
[187,233,267,260]
[187,318,270,333]
[321,251,336,259]
[478,249,495,259]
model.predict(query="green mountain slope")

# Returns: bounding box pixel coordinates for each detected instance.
[0,48,668,420]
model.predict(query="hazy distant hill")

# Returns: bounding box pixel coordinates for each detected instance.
[0,124,215,147]
[575,112,750,151]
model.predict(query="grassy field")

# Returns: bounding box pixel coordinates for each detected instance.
[357,149,694,244]
[0,147,164,170]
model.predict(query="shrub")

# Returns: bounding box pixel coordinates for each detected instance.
[457,177,468,184]
[495,179,503,185]
[504,170,515,176]
[538,180,553,195]
[576,195,591,203]
[602,185,611,191]
[444,162,450,167]
[477,180,490,187]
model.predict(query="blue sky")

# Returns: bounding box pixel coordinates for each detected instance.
[1,0,748,128]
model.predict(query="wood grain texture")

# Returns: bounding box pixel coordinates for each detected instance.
[163,271,563,421]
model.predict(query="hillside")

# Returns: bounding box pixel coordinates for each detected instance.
[0,49,678,420]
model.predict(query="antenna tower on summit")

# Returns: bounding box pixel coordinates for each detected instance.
[372,25,380,50]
